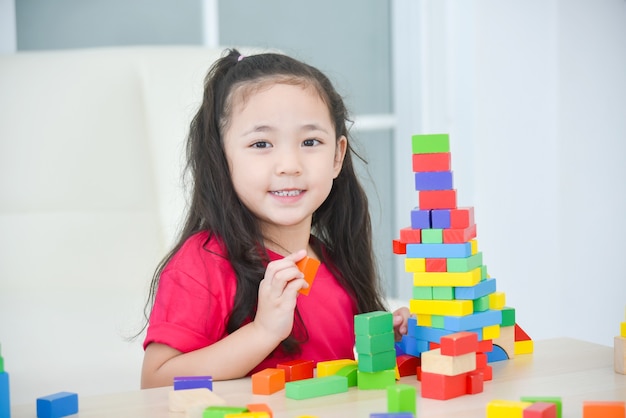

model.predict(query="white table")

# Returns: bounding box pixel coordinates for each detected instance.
[11,338,626,418]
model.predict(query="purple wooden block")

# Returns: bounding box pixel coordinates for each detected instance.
[414,171,453,191]
[410,208,431,229]
[370,413,415,417]
[431,209,451,228]
[173,375,213,391]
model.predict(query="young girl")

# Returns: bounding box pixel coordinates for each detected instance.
[140,48,409,388]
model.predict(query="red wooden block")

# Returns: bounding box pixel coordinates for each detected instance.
[477,364,492,381]
[416,366,422,381]
[425,258,447,272]
[523,402,557,418]
[465,370,484,395]
[251,368,285,395]
[392,239,407,255]
[421,371,468,400]
[276,359,314,382]
[418,190,457,210]
[440,332,479,356]
[450,207,474,228]
[296,256,320,296]
[412,152,451,172]
[582,401,625,418]
[515,324,532,341]
[478,339,494,353]
[476,352,488,368]
[429,342,440,350]
[400,227,422,244]
[396,354,421,377]
[442,224,477,243]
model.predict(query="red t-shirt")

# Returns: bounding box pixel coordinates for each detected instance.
[143,231,358,374]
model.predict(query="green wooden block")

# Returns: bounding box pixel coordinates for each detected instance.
[285,375,348,400]
[520,396,563,418]
[432,286,454,300]
[473,295,490,312]
[0,356,3,373]
[387,384,417,414]
[501,306,516,327]
[421,228,443,244]
[412,286,433,300]
[203,406,248,418]
[357,369,396,390]
[431,315,445,329]
[354,311,393,336]
[411,133,450,154]
[335,364,358,387]
[481,265,489,280]
[358,349,397,372]
[447,252,483,272]
[355,331,395,355]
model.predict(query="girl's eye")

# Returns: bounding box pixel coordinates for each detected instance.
[251,141,271,149]
[303,138,320,147]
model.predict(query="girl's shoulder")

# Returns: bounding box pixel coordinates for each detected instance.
[165,230,230,271]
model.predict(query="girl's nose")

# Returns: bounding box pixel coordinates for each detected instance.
[275,147,302,175]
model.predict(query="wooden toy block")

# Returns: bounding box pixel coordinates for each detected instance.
[295,256,320,295]
[478,339,494,353]
[400,227,422,243]
[421,228,443,244]
[416,314,432,326]
[411,325,463,344]
[224,412,270,418]
[36,392,79,418]
[476,352,488,368]
[442,224,477,244]
[515,323,532,341]
[523,402,557,418]
[174,375,212,391]
[392,239,407,255]
[276,359,315,382]
[357,369,396,390]
[371,413,416,418]
[493,325,515,360]
[410,208,431,229]
[410,299,473,317]
[418,189,457,210]
[412,152,451,172]
[582,401,625,418]
[443,309,502,332]
[515,340,534,355]
[421,348,476,376]
[478,364,493,381]
[251,368,285,395]
[169,388,226,412]
[447,252,483,273]
[405,257,426,273]
[203,406,248,418]
[432,286,454,300]
[450,207,475,229]
[406,242,471,259]
[414,171,453,191]
[621,321,626,338]
[473,295,491,312]
[420,371,467,400]
[431,209,451,228]
[411,133,450,154]
[396,354,420,377]
[466,370,484,394]
[402,335,430,357]
[489,292,506,310]
[486,400,533,418]
[440,331,479,356]
[425,258,447,272]
[0,371,9,418]
[412,286,433,300]
[431,315,446,328]
[358,350,397,372]
[387,384,417,415]
[615,335,626,374]
[483,324,501,340]
[501,307,516,327]
[487,345,510,362]
[335,364,358,387]
[285,375,348,400]
[469,238,478,254]
[356,332,395,355]
[316,359,357,377]
[413,268,481,288]
[355,311,393,336]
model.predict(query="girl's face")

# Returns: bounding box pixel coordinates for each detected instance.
[223,82,347,236]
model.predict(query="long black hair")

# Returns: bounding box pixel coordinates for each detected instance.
[142,48,387,353]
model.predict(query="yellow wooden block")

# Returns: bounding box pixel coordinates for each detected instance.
[483,324,501,340]
[421,348,476,376]
[615,335,626,375]
[416,314,432,326]
[514,340,534,355]
[405,257,426,272]
[486,400,533,418]
[168,388,226,412]
[395,364,400,380]
[410,299,473,317]
[489,292,506,310]
[413,267,481,287]
[469,239,478,255]
[620,321,626,338]
[316,359,357,377]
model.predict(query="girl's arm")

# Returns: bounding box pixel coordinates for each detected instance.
[392,306,411,341]
[140,250,309,388]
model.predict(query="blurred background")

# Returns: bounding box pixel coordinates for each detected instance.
[1,0,625,403]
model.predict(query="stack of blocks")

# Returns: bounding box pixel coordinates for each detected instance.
[615,307,626,375]
[168,376,230,415]
[392,133,533,399]
[354,311,398,390]
[0,344,9,418]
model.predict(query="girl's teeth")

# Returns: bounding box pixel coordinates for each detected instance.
[273,190,301,197]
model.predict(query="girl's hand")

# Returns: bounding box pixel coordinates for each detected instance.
[253,249,309,343]
[392,306,410,342]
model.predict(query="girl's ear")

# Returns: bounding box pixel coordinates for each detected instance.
[333,135,348,178]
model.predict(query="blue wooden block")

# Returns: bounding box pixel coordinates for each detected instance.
[0,372,9,418]
[414,171,453,191]
[431,209,451,228]
[406,243,471,259]
[410,208,431,229]
[454,277,497,300]
[412,325,484,343]
[443,309,502,331]
[37,392,78,418]
[174,375,213,391]
[401,335,430,357]
[487,345,510,362]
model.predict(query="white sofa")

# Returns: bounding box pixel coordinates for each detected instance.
[0,46,244,405]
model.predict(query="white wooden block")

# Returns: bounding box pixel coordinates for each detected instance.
[421,348,476,376]
[168,388,226,413]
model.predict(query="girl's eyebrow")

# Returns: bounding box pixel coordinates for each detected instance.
[301,123,330,134]
[243,123,330,135]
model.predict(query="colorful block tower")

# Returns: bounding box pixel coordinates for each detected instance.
[393,133,533,398]
[354,311,397,390]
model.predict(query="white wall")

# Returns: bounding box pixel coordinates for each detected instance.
[0,0,16,53]
[393,0,626,347]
